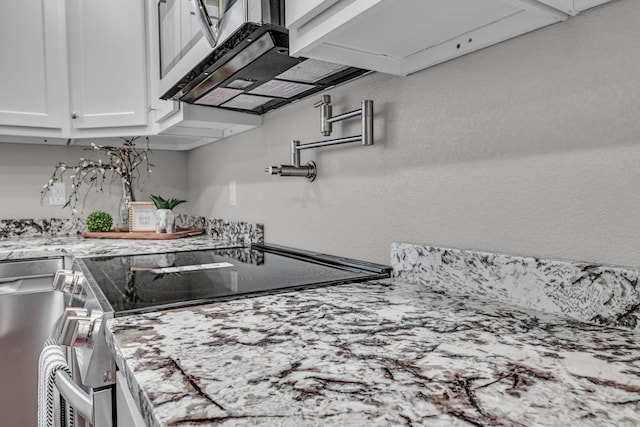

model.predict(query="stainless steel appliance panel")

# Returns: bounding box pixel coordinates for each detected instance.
[0,268,64,426]
[158,0,212,79]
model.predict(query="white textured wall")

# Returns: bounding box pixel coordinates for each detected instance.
[188,0,640,266]
[0,143,189,220]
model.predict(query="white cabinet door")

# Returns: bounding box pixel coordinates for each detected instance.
[66,0,148,130]
[536,0,610,15]
[0,0,64,129]
[287,0,567,76]
[286,0,341,28]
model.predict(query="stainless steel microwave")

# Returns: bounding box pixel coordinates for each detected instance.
[156,0,368,115]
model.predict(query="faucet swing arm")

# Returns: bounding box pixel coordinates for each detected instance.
[266,98,373,182]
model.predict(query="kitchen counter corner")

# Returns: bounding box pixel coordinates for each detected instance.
[105,278,640,427]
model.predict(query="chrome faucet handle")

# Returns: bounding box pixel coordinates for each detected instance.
[313,95,331,108]
[314,95,332,136]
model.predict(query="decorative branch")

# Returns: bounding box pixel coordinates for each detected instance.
[41,136,154,212]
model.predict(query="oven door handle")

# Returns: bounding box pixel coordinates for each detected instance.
[55,371,113,427]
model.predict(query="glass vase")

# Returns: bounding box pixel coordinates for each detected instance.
[118,179,133,231]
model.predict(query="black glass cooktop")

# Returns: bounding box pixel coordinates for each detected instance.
[78,244,390,316]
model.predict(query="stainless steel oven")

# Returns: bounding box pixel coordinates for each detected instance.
[47,244,390,426]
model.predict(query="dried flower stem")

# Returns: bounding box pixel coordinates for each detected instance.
[41,136,154,212]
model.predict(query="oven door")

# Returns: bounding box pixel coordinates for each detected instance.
[46,269,116,427]
[54,367,113,427]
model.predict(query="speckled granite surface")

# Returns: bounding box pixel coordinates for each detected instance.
[106,279,640,427]
[0,216,264,246]
[177,216,264,246]
[0,218,84,238]
[392,242,640,331]
[0,217,263,260]
[0,235,248,261]
[8,224,635,426]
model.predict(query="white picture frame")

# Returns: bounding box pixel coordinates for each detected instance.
[129,202,156,232]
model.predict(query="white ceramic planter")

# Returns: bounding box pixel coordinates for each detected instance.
[155,209,175,234]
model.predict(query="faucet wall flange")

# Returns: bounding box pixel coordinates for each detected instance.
[303,161,316,182]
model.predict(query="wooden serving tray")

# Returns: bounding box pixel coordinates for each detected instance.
[83,227,205,240]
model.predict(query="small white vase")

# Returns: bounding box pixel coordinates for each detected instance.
[155,209,175,234]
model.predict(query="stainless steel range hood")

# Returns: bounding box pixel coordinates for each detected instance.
[161,0,368,115]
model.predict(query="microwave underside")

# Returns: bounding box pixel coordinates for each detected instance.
[162,24,368,115]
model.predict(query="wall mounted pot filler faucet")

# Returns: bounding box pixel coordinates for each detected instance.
[265,96,374,182]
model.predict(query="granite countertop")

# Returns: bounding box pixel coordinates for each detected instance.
[0,216,264,260]
[5,227,637,426]
[0,235,243,260]
[106,278,640,427]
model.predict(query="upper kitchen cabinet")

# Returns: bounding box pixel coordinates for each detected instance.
[66,0,148,132]
[0,0,148,140]
[286,0,568,76]
[535,0,610,15]
[0,0,65,131]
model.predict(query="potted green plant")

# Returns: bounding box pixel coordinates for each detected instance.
[85,211,113,232]
[149,195,187,234]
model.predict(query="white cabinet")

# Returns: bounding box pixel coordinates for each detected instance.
[0,0,148,139]
[66,0,148,131]
[0,136,67,145]
[152,103,261,150]
[286,0,341,30]
[287,0,568,76]
[536,0,610,15]
[0,0,259,149]
[116,371,146,427]
[0,0,65,130]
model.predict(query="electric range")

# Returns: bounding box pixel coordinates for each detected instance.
[74,243,391,317]
[48,244,390,427]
